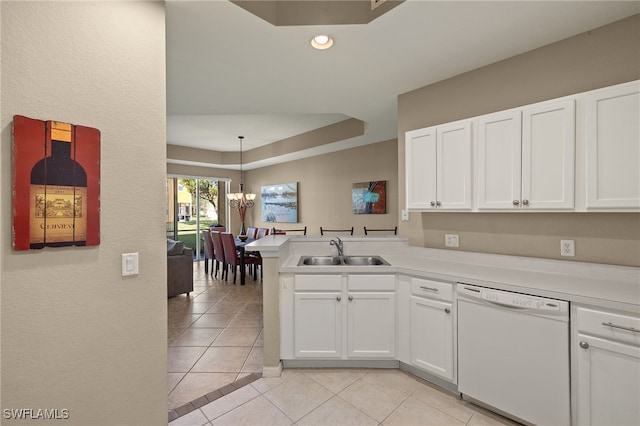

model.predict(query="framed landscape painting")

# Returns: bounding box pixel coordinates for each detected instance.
[261,182,298,223]
[352,181,386,214]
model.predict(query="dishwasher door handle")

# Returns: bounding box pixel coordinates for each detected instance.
[484,299,527,310]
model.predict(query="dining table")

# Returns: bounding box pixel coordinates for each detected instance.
[235,237,256,285]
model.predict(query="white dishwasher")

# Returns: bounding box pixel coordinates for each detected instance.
[457,283,570,426]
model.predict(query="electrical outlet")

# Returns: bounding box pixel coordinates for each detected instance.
[560,240,575,257]
[445,234,459,248]
[401,209,410,221]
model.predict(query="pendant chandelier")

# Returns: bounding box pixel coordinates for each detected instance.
[227,136,256,209]
[227,136,255,236]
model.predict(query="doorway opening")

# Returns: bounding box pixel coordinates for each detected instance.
[166,176,228,259]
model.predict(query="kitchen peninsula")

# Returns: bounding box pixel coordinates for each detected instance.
[247,235,640,425]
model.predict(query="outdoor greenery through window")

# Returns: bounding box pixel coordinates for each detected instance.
[166,177,220,259]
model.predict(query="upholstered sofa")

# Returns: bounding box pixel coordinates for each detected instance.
[167,239,193,298]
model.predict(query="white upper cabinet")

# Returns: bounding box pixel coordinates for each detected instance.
[406,121,472,210]
[584,80,640,210]
[406,127,436,210]
[437,121,473,209]
[477,109,522,209]
[477,99,575,210]
[522,99,575,209]
[405,80,637,213]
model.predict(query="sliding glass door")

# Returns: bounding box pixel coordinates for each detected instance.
[166,177,222,260]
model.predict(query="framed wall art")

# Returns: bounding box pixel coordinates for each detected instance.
[352,180,386,214]
[261,182,298,223]
[12,115,101,250]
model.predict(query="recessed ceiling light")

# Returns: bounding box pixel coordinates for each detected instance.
[311,34,334,50]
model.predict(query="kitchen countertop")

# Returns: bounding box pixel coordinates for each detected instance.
[249,236,640,313]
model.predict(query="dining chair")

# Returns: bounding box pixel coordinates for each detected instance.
[202,229,214,274]
[320,226,354,235]
[220,232,260,284]
[210,224,226,233]
[271,226,307,235]
[245,229,267,277]
[210,231,226,279]
[245,227,258,239]
[363,226,398,235]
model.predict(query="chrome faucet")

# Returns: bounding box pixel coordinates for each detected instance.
[330,237,344,257]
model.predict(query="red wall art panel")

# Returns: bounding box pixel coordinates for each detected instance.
[12,115,100,250]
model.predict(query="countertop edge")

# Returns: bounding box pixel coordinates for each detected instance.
[280,253,640,313]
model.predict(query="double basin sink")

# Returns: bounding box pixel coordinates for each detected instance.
[297,255,390,266]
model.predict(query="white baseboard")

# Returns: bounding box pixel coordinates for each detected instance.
[261,362,283,378]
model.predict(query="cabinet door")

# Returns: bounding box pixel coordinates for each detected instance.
[585,81,640,209]
[477,110,522,209]
[522,99,575,209]
[294,292,342,358]
[437,121,472,209]
[406,127,437,210]
[574,334,640,426]
[347,292,395,358]
[410,296,454,381]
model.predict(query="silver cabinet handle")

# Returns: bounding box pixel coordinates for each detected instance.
[444,308,451,314]
[430,201,436,207]
[336,296,341,302]
[348,295,353,301]
[579,341,590,349]
[436,201,441,207]
[513,200,520,206]
[602,322,640,333]
[522,199,529,206]
[420,286,439,292]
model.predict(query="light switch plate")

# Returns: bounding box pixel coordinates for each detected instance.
[122,253,139,276]
[401,209,410,221]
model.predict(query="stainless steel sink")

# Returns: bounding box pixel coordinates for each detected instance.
[297,255,389,266]
[298,256,342,266]
[342,256,389,266]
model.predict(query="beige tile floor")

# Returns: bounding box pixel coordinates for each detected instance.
[169,368,520,426]
[169,261,520,426]
[168,261,264,411]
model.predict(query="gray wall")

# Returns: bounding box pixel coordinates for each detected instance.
[398,14,640,267]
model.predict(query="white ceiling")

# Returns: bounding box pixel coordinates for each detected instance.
[166,0,639,170]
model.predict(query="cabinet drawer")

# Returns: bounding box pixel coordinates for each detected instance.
[295,274,342,291]
[411,278,452,302]
[576,306,640,346]
[348,274,395,291]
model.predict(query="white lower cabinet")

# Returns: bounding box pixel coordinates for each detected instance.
[409,278,455,382]
[348,275,395,358]
[294,290,343,358]
[292,274,395,359]
[572,305,640,426]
